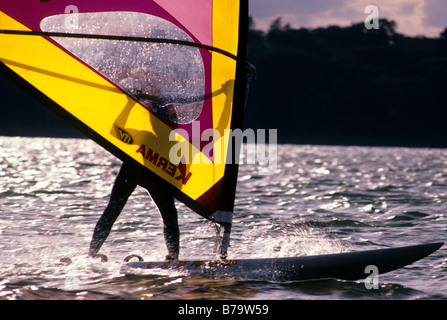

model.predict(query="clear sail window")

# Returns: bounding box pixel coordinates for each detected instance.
[40,11,205,124]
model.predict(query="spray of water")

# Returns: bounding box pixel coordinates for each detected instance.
[236,220,349,259]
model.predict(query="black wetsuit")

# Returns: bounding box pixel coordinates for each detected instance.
[89,163,179,258]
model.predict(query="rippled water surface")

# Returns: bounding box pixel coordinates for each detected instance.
[0,136,446,300]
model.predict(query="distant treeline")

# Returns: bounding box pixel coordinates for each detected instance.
[1,18,447,147]
[245,18,447,147]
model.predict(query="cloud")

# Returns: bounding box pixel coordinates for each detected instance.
[250,0,446,37]
[423,0,447,28]
[250,0,346,30]
[250,0,341,18]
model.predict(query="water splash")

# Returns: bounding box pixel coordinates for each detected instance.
[237,220,349,259]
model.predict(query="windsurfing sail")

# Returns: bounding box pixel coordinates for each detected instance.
[0,0,251,258]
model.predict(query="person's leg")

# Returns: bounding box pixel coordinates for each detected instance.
[146,185,179,259]
[89,164,137,257]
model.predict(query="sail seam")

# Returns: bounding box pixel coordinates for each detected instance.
[0,29,248,65]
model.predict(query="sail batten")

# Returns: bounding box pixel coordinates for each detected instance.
[0,29,244,63]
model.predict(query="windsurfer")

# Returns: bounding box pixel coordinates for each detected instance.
[88,162,180,261]
[89,73,180,262]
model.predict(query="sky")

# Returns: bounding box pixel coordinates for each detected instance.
[249,0,447,38]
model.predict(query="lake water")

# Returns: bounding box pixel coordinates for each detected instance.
[0,136,446,300]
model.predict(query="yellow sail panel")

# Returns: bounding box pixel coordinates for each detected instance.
[211,1,240,180]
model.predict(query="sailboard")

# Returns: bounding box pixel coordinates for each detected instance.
[1,0,251,257]
[124,242,443,282]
